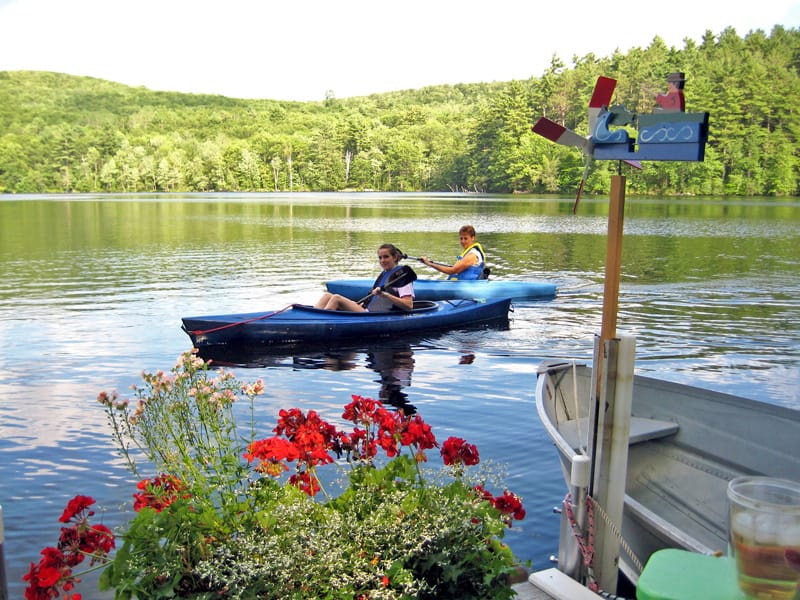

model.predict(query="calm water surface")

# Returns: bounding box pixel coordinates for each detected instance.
[1,192,799,598]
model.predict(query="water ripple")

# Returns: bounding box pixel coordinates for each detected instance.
[1,194,798,599]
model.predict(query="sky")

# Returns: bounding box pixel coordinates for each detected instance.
[1,0,799,102]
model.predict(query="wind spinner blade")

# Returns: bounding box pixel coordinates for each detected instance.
[532,118,588,150]
[588,76,617,134]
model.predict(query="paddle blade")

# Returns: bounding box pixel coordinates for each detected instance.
[356,266,417,305]
[390,265,417,287]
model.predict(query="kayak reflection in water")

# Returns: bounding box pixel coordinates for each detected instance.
[315,243,415,312]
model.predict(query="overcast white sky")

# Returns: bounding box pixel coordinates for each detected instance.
[1,0,798,101]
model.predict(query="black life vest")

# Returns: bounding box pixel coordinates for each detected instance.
[365,266,405,311]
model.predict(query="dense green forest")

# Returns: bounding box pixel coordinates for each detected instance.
[1,25,798,196]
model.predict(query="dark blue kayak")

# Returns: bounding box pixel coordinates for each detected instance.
[325,278,556,301]
[181,298,512,347]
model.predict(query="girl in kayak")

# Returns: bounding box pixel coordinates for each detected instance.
[315,243,414,312]
[420,225,486,280]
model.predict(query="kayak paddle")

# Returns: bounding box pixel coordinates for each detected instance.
[357,265,418,305]
[402,252,490,279]
[401,253,451,268]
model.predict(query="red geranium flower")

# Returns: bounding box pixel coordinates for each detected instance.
[59,495,95,523]
[245,436,300,475]
[400,415,437,451]
[25,495,115,600]
[288,471,321,496]
[133,474,187,512]
[273,408,338,467]
[376,426,400,457]
[491,490,526,522]
[441,436,480,467]
[342,394,381,424]
[273,407,309,437]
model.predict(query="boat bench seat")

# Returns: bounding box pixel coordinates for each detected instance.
[557,417,679,451]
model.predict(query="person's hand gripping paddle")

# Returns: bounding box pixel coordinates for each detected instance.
[357,265,418,306]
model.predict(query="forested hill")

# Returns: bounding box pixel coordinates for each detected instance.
[1,25,798,196]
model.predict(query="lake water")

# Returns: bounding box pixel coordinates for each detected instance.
[1,192,799,599]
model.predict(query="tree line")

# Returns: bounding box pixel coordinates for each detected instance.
[1,25,798,196]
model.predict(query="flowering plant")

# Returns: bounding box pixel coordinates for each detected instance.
[25,350,526,599]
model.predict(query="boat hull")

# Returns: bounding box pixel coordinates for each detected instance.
[535,361,800,584]
[182,298,511,347]
[325,278,556,301]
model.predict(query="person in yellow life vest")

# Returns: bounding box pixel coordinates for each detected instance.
[420,225,487,280]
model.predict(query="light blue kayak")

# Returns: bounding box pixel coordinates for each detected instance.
[325,278,556,301]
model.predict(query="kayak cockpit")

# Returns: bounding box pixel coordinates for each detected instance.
[291,300,440,316]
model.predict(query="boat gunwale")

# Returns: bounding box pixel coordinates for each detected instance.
[535,361,582,462]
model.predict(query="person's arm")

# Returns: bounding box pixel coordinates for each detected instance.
[421,252,477,276]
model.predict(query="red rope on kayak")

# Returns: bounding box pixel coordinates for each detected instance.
[187,304,295,336]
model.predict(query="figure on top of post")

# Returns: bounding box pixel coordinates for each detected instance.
[655,72,686,112]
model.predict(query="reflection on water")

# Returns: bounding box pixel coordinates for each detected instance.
[1,193,799,599]
[200,340,420,415]
[367,344,417,414]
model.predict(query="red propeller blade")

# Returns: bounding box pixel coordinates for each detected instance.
[532,117,588,149]
[588,76,617,134]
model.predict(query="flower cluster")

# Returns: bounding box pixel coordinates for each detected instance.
[26,350,527,599]
[244,394,441,499]
[441,436,480,467]
[23,496,114,600]
[132,473,189,512]
[475,485,527,525]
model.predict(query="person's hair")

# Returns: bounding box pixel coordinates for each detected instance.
[378,243,403,260]
[459,225,476,237]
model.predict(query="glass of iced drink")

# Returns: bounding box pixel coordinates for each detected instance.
[728,476,800,599]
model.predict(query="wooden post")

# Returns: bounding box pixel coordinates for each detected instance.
[590,174,627,490]
[600,174,626,346]
[589,336,635,593]
[586,174,632,594]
